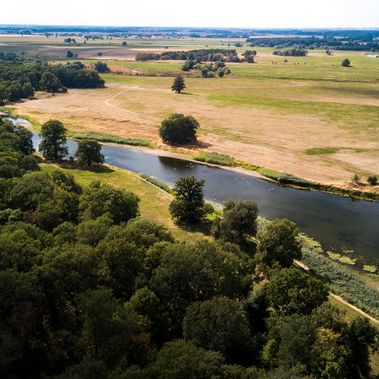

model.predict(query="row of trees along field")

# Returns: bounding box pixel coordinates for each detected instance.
[0,114,378,379]
[246,37,379,51]
[0,57,104,104]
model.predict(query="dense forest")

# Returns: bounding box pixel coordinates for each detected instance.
[0,58,104,104]
[0,115,378,379]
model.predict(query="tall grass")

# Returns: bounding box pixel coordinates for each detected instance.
[73,132,152,147]
[193,152,235,167]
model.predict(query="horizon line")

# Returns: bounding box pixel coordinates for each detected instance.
[1,23,379,31]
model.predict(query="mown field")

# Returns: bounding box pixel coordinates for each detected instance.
[2,34,379,187]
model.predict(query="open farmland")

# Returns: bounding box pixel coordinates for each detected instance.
[3,35,379,186]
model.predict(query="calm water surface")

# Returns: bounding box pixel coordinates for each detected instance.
[26,127,379,259]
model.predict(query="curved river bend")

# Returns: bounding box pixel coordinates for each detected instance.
[29,131,379,259]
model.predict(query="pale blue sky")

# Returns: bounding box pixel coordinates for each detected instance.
[1,0,378,28]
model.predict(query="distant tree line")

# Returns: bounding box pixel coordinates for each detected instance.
[136,48,239,62]
[247,37,379,51]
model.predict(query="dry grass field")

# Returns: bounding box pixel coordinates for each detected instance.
[2,35,378,187]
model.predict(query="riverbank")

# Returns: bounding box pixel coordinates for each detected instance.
[5,112,379,261]
[3,107,378,201]
[74,132,379,201]
[70,130,379,201]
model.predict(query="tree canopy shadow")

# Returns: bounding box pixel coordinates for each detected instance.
[54,160,115,173]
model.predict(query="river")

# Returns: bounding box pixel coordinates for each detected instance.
[9,118,379,259]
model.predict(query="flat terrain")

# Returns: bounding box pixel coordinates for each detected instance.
[2,35,379,186]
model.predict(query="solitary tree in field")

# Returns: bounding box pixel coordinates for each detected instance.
[171,75,186,94]
[75,140,104,166]
[341,58,351,67]
[39,120,68,160]
[159,113,199,145]
[169,176,205,224]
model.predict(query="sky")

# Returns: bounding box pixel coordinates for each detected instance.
[0,0,378,29]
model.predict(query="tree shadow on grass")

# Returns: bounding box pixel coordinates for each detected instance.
[54,160,115,173]
[166,139,212,150]
[176,220,212,236]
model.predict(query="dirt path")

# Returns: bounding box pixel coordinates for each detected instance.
[294,260,379,325]
[104,85,160,122]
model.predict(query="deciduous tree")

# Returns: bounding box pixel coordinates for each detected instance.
[75,140,104,166]
[39,120,68,160]
[171,75,186,93]
[169,176,205,224]
[159,114,199,145]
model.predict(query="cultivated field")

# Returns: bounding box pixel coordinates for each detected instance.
[2,35,379,186]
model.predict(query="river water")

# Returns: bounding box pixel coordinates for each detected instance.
[14,119,378,260]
